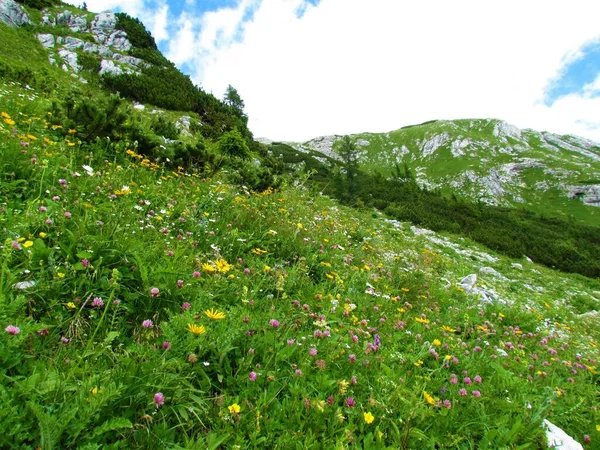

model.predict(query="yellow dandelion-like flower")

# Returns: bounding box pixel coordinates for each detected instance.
[202,263,217,273]
[363,412,375,424]
[3,118,15,126]
[39,232,47,238]
[66,302,76,309]
[91,386,102,396]
[187,323,206,335]
[204,308,226,320]
[596,424,600,432]
[264,265,271,272]
[433,339,441,346]
[415,317,430,324]
[423,391,435,405]
[251,248,267,255]
[26,134,37,141]
[57,272,65,278]
[296,222,303,230]
[68,129,76,134]
[414,360,424,367]
[215,258,232,273]
[228,403,241,414]
[22,241,34,248]
[0,112,9,119]
[441,325,456,333]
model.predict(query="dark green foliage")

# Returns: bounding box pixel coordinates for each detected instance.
[151,116,178,140]
[77,51,100,73]
[218,128,251,159]
[50,92,129,142]
[14,0,61,9]
[0,60,57,92]
[129,47,169,66]
[335,136,360,200]
[115,12,157,50]
[321,170,600,278]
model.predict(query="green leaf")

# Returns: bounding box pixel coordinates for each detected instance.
[91,417,133,438]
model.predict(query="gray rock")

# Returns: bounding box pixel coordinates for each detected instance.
[55,10,71,25]
[83,42,98,53]
[114,54,143,67]
[91,11,116,44]
[133,103,145,111]
[175,116,192,136]
[58,48,80,72]
[479,266,508,281]
[107,30,131,51]
[63,36,84,50]
[68,15,87,33]
[56,36,63,45]
[0,0,31,27]
[99,59,134,77]
[459,274,477,291]
[41,13,55,26]
[543,420,583,450]
[97,45,114,57]
[37,33,55,49]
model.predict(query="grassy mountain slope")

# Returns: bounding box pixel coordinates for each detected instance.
[1,2,600,447]
[290,119,600,225]
[1,79,599,448]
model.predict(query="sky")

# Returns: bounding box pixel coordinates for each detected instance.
[67,0,600,143]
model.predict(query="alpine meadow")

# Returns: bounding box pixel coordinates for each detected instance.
[0,0,599,448]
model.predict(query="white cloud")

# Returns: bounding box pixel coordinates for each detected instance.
[168,0,600,143]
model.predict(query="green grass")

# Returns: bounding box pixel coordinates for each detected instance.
[1,79,599,448]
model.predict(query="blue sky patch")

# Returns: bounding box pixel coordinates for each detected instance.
[295,0,321,18]
[544,41,600,105]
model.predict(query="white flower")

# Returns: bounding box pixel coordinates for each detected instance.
[82,165,94,176]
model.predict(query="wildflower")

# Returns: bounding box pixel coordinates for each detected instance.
[228,403,241,414]
[450,374,458,384]
[154,392,164,408]
[459,388,467,396]
[269,319,280,328]
[204,308,226,320]
[11,240,21,250]
[309,348,318,356]
[162,341,171,350]
[5,325,20,335]
[39,232,47,238]
[464,377,472,385]
[56,272,65,278]
[295,369,302,376]
[474,375,482,383]
[187,323,206,335]
[363,412,375,424]
[433,339,441,346]
[443,399,452,409]
[92,297,104,307]
[339,379,350,394]
[315,359,326,369]
[59,179,67,185]
[252,247,267,255]
[215,258,232,273]
[149,287,160,297]
[423,391,435,405]
[472,390,481,398]
[64,212,71,219]
[346,397,356,407]
[181,302,191,310]
[249,371,257,381]
[415,317,430,324]
[142,319,153,329]
[192,271,201,278]
[91,386,101,396]
[202,263,216,273]
[60,337,70,343]
[264,265,271,272]
[22,241,33,248]
[177,279,184,288]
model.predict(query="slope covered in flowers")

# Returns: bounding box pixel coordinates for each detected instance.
[1,80,599,449]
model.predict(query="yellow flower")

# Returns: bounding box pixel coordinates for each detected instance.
[202,263,216,273]
[91,386,101,396]
[66,302,76,309]
[338,379,350,395]
[596,424,600,432]
[57,272,65,278]
[415,317,430,324]
[68,129,76,134]
[433,339,441,346]
[441,325,456,333]
[204,308,226,320]
[215,258,232,273]
[228,403,241,414]
[423,391,435,405]
[264,265,271,272]
[3,118,15,126]
[251,247,267,255]
[296,222,303,230]
[39,232,47,238]
[26,134,37,141]
[187,323,206,335]
[363,412,375,424]
[0,112,9,119]
[22,241,33,248]
[414,360,424,367]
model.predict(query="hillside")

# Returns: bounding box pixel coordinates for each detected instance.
[1,1,600,448]
[287,119,600,225]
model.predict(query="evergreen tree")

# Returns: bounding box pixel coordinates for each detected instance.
[337,136,360,199]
